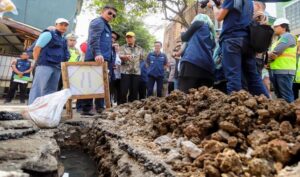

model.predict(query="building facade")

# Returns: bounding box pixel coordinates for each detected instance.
[163,4,214,55]
[277,0,300,35]
[5,0,83,31]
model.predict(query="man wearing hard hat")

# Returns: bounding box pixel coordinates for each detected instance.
[66,33,81,62]
[268,18,297,103]
[293,36,300,99]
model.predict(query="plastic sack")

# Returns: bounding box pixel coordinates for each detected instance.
[23,89,72,128]
[0,0,18,18]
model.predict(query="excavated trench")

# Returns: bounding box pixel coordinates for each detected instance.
[2,87,300,177]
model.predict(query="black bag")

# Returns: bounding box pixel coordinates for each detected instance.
[249,21,274,53]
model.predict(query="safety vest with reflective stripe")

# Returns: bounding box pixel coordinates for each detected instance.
[270,37,297,71]
[294,53,300,83]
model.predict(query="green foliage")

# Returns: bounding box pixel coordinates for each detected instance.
[91,0,157,51]
[111,17,156,52]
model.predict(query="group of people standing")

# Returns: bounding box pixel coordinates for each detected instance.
[4,1,300,112]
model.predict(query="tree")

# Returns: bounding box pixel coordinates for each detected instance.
[111,17,156,52]
[159,0,196,28]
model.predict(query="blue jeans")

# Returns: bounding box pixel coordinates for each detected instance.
[270,72,294,103]
[28,65,61,104]
[147,76,164,97]
[174,78,179,90]
[221,37,269,97]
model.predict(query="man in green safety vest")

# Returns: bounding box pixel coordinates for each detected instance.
[66,33,81,62]
[268,18,297,103]
[57,33,81,90]
[293,36,300,100]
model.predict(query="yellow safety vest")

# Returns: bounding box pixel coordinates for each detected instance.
[295,46,300,83]
[68,48,80,62]
[270,37,297,71]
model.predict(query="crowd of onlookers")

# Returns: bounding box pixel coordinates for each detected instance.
[4,0,300,116]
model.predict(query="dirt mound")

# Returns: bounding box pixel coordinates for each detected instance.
[100,87,300,176]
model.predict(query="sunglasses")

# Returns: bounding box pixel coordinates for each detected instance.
[108,11,116,18]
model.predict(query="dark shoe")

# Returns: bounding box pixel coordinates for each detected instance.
[96,108,105,114]
[80,111,95,116]
[4,100,11,104]
[20,100,25,104]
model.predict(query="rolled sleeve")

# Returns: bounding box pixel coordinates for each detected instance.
[89,19,105,56]
[35,32,52,48]
[273,34,296,55]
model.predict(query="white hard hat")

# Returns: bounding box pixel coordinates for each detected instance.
[66,33,78,39]
[55,18,69,25]
[273,18,290,27]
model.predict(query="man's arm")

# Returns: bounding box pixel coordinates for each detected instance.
[119,46,130,61]
[181,21,204,42]
[23,65,34,74]
[33,32,52,62]
[208,0,229,22]
[269,34,296,60]
[89,18,105,62]
[11,60,22,75]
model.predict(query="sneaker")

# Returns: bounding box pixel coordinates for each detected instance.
[80,111,95,116]
[4,100,11,104]
[96,108,105,114]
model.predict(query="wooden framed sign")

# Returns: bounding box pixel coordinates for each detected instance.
[61,62,111,119]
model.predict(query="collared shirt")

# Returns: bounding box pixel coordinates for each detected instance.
[119,44,144,75]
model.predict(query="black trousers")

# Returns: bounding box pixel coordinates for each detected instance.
[111,79,121,105]
[120,74,140,104]
[139,81,147,100]
[168,82,174,94]
[147,76,164,97]
[293,83,300,100]
[6,81,28,101]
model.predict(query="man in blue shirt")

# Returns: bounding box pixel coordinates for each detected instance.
[208,0,269,97]
[28,18,70,104]
[79,5,117,116]
[146,41,168,97]
[5,52,33,104]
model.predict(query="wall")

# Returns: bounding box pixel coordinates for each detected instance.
[5,0,82,31]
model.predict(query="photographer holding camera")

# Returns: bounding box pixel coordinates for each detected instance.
[207,0,269,97]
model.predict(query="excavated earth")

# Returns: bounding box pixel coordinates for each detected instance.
[1,87,300,177]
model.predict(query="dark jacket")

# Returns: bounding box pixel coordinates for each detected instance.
[181,24,215,75]
[38,30,69,68]
[140,60,148,83]
[14,59,31,77]
[85,17,112,62]
[146,52,167,78]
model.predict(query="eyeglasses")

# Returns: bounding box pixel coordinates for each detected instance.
[108,11,116,18]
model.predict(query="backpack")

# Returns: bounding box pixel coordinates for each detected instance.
[249,21,274,53]
[243,0,274,53]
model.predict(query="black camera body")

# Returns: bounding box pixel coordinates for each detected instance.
[199,0,221,8]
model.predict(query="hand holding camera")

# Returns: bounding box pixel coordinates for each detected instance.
[200,0,221,8]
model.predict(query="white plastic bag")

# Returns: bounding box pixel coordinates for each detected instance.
[23,89,72,128]
[0,0,18,18]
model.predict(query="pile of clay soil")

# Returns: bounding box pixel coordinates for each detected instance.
[99,87,300,177]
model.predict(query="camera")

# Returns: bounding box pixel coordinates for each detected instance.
[199,0,221,8]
